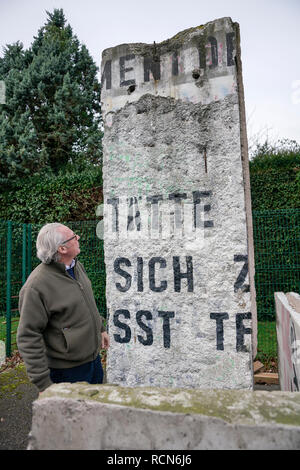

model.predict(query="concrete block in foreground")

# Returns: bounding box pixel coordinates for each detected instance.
[28,383,300,450]
[275,292,300,391]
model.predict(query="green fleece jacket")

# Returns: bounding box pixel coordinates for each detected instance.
[17,259,105,392]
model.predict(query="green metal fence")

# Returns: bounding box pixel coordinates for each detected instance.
[1,210,300,360]
[0,220,106,356]
[253,209,300,360]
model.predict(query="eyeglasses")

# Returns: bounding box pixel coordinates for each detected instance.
[61,233,79,245]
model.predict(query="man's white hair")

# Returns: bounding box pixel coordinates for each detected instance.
[36,223,66,264]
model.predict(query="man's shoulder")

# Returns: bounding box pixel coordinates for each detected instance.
[20,263,49,291]
[76,260,86,272]
[75,260,91,281]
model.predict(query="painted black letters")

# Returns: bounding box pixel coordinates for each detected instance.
[127,196,141,231]
[234,254,250,293]
[207,36,218,68]
[169,193,187,230]
[172,51,179,76]
[136,310,153,346]
[113,310,131,343]
[137,257,144,292]
[236,312,252,352]
[106,31,236,91]
[113,309,174,348]
[149,257,167,292]
[158,311,175,348]
[173,256,194,292]
[101,60,112,90]
[107,197,119,232]
[147,195,163,231]
[226,32,235,66]
[210,312,229,350]
[144,56,161,82]
[114,257,132,292]
[120,54,136,87]
[192,191,214,228]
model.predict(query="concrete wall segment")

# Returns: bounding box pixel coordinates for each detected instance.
[101,17,256,390]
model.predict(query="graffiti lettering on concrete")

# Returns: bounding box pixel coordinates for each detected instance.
[236,312,252,352]
[102,33,236,90]
[112,246,252,352]
[112,308,251,352]
[112,254,252,352]
[105,190,213,240]
[120,54,136,87]
[113,309,174,348]
[114,256,194,293]
[210,312,229,351]
[144,54,161,82]
[234,254,250,293]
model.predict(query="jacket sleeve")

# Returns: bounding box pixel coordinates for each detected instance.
[78,260,107,334]
[17,286,53,392]
[100,319,106,333]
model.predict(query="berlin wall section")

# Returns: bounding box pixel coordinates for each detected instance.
[101,17,256,389]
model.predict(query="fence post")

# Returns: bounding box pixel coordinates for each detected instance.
[22,223,27,285]
[27,223,32,277]
[6,221,12,357]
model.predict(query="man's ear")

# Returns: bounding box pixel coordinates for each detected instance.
[57,245,67,255]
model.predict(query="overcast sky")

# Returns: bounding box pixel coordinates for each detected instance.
[1,0,299,151]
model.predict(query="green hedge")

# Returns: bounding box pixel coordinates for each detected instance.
[250,167,300,210]
[0,167,103,223]
[1,151,299,223]
[250,150,300,327]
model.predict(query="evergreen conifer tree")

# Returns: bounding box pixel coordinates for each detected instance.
[0,9,102,186]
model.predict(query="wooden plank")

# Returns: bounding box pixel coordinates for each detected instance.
[253,361,264,374]
[254,373,279,385]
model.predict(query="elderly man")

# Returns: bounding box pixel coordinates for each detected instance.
[17,223,109,392]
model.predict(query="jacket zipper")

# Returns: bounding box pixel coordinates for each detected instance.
[67,269,99,352]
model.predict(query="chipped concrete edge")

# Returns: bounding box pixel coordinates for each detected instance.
[39,383,300,428]
[234,22,257,359]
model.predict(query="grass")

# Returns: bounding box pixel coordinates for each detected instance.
[0,317,19,355]
[256,321,278,370]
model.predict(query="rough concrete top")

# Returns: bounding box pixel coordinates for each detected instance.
[40,383,300,428]
[102,17,235,57]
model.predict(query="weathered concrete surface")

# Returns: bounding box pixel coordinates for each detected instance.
[28,383,300,450]
[101,17,256,390]
[0,341,5,367]
[275,292,300,391]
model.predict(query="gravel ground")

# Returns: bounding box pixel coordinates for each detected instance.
[0,366,38,450]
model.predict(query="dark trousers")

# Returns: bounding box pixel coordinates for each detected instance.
[50,354,103,385]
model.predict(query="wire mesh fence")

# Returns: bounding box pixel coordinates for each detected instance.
[0,220,106,356]
[0,209,299,360]
[0,221,27,356]
[252,209,300,361]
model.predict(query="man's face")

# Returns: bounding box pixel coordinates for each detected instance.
[58,225,81,260]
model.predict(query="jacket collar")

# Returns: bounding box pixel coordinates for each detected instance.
[48,258,78,273]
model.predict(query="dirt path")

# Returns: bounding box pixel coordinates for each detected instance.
[0,365,38,450]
